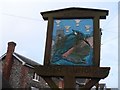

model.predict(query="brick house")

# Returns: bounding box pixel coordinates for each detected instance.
[0,42,49,89]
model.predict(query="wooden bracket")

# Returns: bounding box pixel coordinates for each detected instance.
[34,65,110,89]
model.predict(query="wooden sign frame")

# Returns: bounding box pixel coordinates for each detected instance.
[41,7,108,66]
[35,7,110,89]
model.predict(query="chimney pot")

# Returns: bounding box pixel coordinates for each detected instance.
[7,42,16,53]
[8,42,16,47]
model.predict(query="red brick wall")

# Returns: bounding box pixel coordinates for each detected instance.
[20,65,29,88]
[3,42,16,81]
[9,58,22,88]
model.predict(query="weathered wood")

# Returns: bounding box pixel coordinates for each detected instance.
[41,7,108,20]
[35,66,110,79]
[93,16,101,66]
[64,75,76,89]
[44,17,53,65]
[34,7,110,89]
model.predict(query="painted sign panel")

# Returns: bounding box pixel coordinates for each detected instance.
[50,19,93,66]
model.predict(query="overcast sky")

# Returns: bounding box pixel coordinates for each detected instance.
[0,0,119,89]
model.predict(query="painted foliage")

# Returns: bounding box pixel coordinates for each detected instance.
[51,19,93,66]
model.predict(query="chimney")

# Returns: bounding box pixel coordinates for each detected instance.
[3,42,16,81]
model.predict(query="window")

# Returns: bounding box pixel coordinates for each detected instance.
[33,72,40,82]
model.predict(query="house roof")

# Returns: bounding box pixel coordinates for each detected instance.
[13,53,40,66]
[0,52,40,68]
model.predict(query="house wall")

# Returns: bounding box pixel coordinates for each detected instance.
[20,64,30,88]
[28,69,50,88]
[9,57,22,88]
[20,62,50,89]
[0,57,5,71]
[1,57,49,89]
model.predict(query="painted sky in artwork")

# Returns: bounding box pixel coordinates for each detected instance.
[51,19,93,66]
